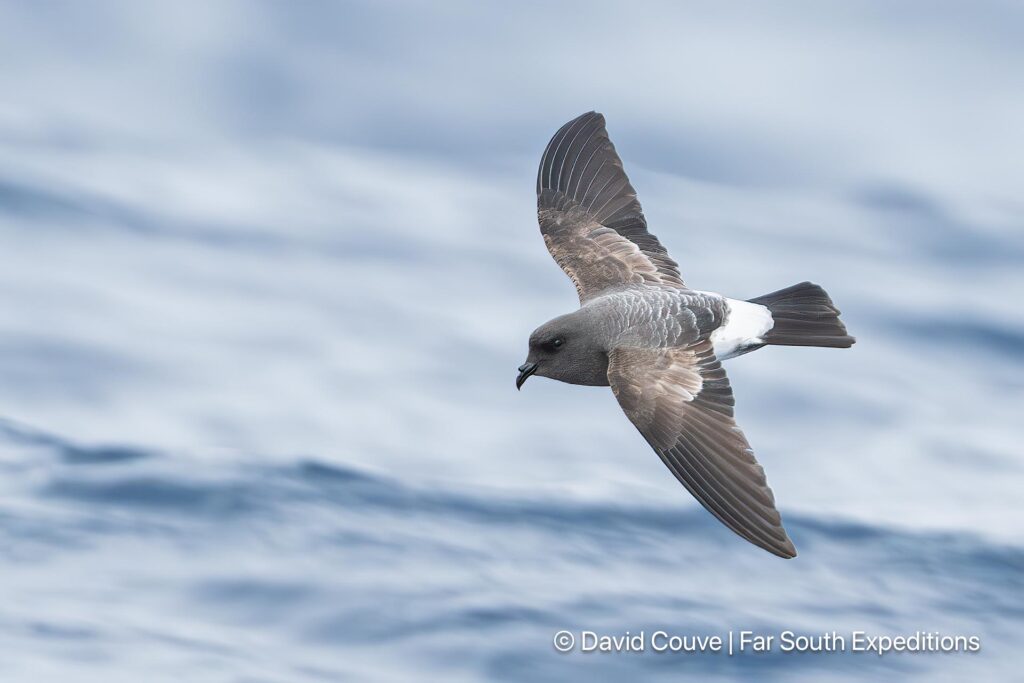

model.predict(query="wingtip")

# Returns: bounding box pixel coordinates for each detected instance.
[756,529,798,559]
[570,110,603,125]
[773,538,798,559]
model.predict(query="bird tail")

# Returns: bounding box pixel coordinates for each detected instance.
[748,282,855,349]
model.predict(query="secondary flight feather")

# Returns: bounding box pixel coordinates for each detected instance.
[518,112,855,558]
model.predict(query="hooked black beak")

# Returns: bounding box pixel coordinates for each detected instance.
[516,362,538,390]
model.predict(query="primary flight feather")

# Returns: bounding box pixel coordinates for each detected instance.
[517,112,855,558]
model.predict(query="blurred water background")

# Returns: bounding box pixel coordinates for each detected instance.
[1,2,1023,681]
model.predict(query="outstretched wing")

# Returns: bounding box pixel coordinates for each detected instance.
[537,112,685,303]
[607,341,796,558]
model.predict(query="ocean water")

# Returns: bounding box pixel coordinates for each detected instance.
[2,2,1023,681]
[1,420,1022,682]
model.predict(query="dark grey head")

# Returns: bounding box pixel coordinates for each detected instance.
[517,311,610,390]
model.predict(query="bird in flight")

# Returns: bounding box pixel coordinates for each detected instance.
[517,112,854,558]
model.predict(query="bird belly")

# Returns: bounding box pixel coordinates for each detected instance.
[710,298,774,360]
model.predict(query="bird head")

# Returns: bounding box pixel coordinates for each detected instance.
[517,313,608,389]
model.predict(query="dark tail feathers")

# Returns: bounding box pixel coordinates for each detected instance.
[748,282,855,349]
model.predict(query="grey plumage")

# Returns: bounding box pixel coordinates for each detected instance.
[519,112,855,559]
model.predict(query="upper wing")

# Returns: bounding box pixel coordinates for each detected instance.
[607,341,797,558]
[537,112,685,303]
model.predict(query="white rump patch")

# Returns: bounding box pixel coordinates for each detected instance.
[710,298,774,360]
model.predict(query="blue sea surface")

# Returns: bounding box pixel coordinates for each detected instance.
[1,420,1021,682]
[2,2,1024,681]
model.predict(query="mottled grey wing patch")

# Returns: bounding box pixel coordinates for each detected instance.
[607,342,797,558]
[537,112,685,302]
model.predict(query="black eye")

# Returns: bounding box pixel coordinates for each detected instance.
[551,338,563,348]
